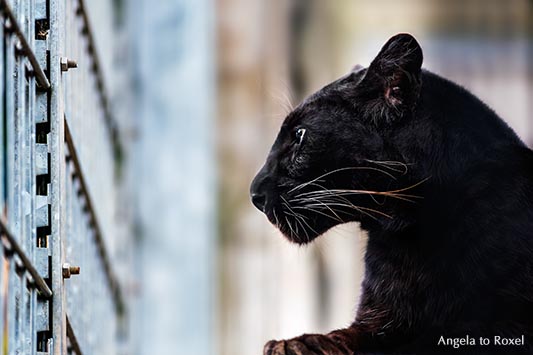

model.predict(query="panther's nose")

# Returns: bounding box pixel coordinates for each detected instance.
[251,192,266,212]
[250,166,273,213]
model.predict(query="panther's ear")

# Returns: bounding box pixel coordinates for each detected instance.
[361,33,423,116]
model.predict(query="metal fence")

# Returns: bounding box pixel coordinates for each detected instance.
[0,0,130,354]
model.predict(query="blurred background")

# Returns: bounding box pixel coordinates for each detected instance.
[108,0,533,354]
[0,0,531,355]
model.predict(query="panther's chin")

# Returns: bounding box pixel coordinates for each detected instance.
[278,225,322,245]
[283,229,319,245]
[266,208,335,245]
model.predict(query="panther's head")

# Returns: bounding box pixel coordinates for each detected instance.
[250,33,427,244]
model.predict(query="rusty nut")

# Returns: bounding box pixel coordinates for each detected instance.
[62,263,80,279]
[60,57,78,72]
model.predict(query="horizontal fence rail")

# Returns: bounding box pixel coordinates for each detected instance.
[64,118,125,314]
[66,315,83,355]
[73,0,123,160]
[0,218,52,298]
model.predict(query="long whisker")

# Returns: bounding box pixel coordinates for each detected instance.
[351,206,393,219]
[272,208,280,228]
[269,86,294,115]
[300,193,386,215]
[302,201,392,219]
[292,205,345,223]
[287,166,399,194]
[294,215,310,242]
[282,196,322,242]
[297,201,382,221]
[297,196,345,222]
[292,213,300,235]
[292,189,420,203]
[365,159,411,175]
[300,181,387,206]
[290,176,429,203]
[378,176,431,193]
[297,216,319,241]
[281,196,308,220]
[285,216,295,240]
[285,210,311,243]
[294,181,388,213]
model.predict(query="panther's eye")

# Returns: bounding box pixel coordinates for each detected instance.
[295,128,306,144]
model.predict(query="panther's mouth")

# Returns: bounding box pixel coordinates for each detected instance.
[252,164,426,244]
[266,181,422,244]
[266,204,324,244]
[265,192,342,245]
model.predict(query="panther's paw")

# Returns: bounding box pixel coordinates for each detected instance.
[263,333,354,355]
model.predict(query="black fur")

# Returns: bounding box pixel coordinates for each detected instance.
[251,34,533,354]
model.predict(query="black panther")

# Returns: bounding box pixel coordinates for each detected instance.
[250,33,533,354]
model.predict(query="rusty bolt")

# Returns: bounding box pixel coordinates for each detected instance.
[62,263,80,279]
[60,57,78,72]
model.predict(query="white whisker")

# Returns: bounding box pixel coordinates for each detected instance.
[287,166,399,195]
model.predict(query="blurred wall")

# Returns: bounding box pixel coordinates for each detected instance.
[132,0,216,355]
[217,1,531,355]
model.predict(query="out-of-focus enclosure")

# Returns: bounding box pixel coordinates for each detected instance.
[0,0,531,354]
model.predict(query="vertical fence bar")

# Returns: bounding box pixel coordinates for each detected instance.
[49,0,65,352]
[5,1,18,352]
[0,8,4,352]
[0,0,48,354]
